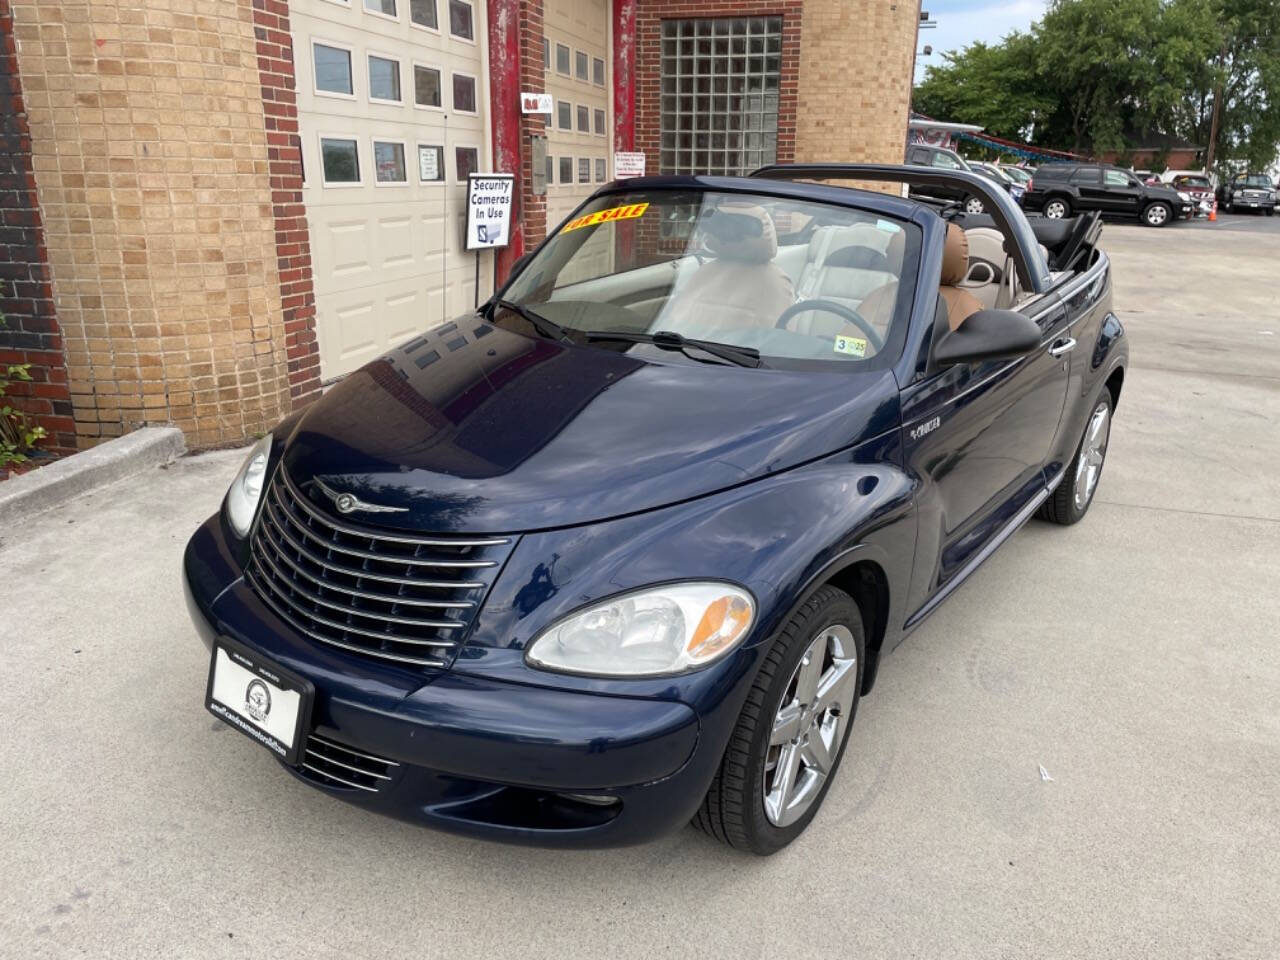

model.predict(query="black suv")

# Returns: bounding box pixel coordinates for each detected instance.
[1023,163,1193,227]
[1217,173,1276,215]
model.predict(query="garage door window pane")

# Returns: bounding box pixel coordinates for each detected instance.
[577,105,590,132]
[410,0,437,29]
[369,56,401,101]
[575,50,589,81]
[659,16,782,175]
[314,44,352,95]
[453,74,476,112]
[449,0,474,39]
[374,142,407,182]
[456,147,479,182]
[559,156,573,184]
[556,43,570,75]
[414,66,441,107]
[364,0,397,16]
[321,138,360,183]
[557,100,572,130]
[593,57,605,85]
[418,144,443,181]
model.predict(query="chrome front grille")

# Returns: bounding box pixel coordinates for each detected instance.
[246,466,513,669]
[299,733,399,792]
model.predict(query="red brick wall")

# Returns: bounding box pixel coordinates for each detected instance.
[0,0,73,457]
[632,0,803,176]
[251,0,321,405]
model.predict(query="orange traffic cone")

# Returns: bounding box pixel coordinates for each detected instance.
[1209,201,1217,221]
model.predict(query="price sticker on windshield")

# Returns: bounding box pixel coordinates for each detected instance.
[561,202,649,233]
[834,335,867,357]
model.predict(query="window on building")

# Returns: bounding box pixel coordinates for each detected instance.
[452,73,477,113]
[313,44,353,96]
[595,157,606,182]
[449,0,474,39]
[364,0,397,17]
[575,50,589,81]
[578,157,591,183]
[555,43,571,75]
[557,100,572,130]
[577,104,590,132]
[593,107,606,135]
[368,55,401,102]
[559,156,573,184]
[410,0,437,29]
[418,144,444,181]
[374,141,407,182]
[414,65,441,107]
[321,138,360,183]
[455,146,479,181]
[543,37,551,70]
[592,56,605,86]
[659,16,782,175]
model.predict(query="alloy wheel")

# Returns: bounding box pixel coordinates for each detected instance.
[1045,200,1067,219]
[1073,401,1111,510]
[965,197,985,215]
[762,624,859,827]
[1146,204,1169,226]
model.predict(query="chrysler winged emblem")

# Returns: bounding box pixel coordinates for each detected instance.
[313,478,409,515]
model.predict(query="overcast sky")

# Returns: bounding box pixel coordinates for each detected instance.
[915,0,1050,83]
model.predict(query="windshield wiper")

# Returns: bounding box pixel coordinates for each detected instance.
[491,298,574,344]
[585,329,762,368]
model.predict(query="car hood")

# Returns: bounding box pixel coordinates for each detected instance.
[281,319,900,533]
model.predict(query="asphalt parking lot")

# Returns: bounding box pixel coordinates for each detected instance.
[2,219,1278,959]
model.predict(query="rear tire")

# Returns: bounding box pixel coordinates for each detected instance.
[1038,389,1113,525]
[692,585,865,855]
[964,196,986,215]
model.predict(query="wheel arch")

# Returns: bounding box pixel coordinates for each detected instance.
[823,559,891,696]
[1104,364,1124,409]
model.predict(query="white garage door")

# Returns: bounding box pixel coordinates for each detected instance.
[293,0,493,378]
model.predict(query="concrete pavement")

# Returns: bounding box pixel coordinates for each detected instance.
[2,223,1278,959]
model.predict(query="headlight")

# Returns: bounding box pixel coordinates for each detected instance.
[1177,191,1191,202]
[526,582,756,677]
[225,434,272,538]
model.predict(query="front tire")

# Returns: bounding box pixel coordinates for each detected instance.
[1039,389,1113,525]
[693,585,865,855]
[1044,197,1070,219]
[1143,202,1172,227]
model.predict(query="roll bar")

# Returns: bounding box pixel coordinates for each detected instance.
[749,163,1050,294]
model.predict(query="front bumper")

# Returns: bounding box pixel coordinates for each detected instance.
[183,517,744,847]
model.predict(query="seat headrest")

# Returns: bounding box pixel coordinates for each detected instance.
[941,222,969,285]
[706,203,777,263]
[824,246,891,271]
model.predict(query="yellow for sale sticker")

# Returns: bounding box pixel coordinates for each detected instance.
[834,335,868,357]
[561,202,649,233]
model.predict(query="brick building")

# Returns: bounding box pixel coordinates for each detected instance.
[0,0,917,458]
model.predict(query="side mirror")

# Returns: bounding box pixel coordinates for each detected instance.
[933,309,1041,366]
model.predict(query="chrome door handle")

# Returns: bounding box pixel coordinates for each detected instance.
[1048,337,1076,357]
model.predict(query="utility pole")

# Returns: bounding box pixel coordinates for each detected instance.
[1205,42,1227,174]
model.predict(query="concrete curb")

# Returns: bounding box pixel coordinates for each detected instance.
[0,427,187,528]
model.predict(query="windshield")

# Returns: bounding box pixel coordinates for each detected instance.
[1002,167,1032,184]
[498,189,918,369]
[1241,175,1272,188]
[1174,176,1210,188]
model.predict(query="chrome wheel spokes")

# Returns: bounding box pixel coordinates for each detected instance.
[1074,402,1111,509]
[763,625,858,827]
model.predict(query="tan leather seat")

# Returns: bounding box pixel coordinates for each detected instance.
[659,203,795,334]
[939,222,984,330]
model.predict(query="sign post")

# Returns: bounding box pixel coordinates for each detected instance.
[464,173,515,307]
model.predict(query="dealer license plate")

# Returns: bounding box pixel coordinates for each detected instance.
[205,638,313,766]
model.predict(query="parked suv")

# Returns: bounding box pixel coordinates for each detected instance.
[904,143,994,214]
[1217,173,1276,215]
[1023,163,1193,226]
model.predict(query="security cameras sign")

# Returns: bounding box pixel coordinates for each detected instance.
[465,173,515,250]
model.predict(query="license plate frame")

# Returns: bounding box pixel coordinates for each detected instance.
[205,636,314,767]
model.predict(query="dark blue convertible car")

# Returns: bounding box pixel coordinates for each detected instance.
[184,164,1126,854]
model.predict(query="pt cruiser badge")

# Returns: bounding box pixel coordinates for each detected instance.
[185,163,1127,854]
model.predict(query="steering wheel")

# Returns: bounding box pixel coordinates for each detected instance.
[775,299,885,353]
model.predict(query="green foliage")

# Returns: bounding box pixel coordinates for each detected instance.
[912,0,1280,170]
[0,300,48,470]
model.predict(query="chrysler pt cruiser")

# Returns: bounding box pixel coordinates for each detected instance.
[184,164,1127,854]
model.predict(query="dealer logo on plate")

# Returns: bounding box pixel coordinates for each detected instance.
[244,679,272,723]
